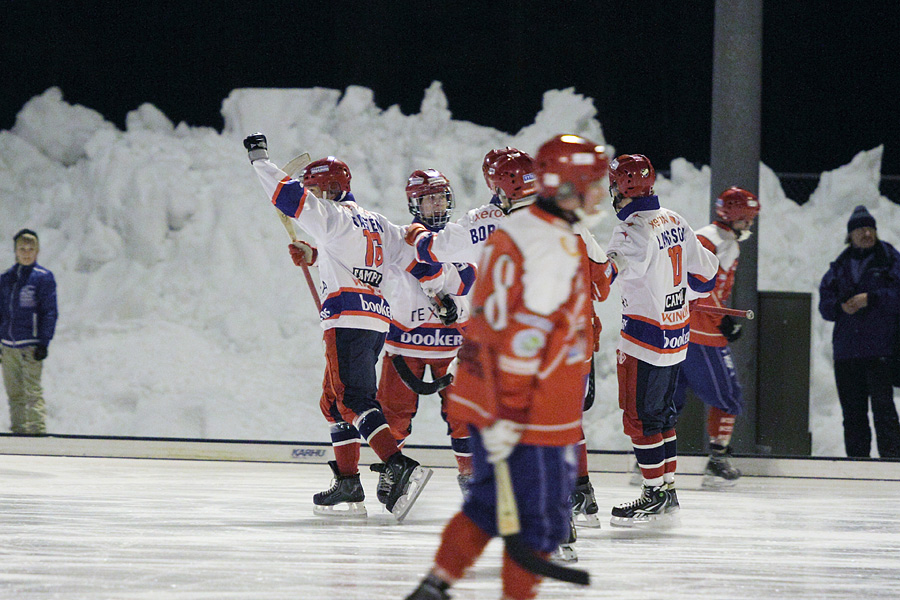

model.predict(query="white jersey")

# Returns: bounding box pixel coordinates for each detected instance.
[381,243,476,359]
[251,158,407,332]
[606,196,719,366]
[412,201,506,265]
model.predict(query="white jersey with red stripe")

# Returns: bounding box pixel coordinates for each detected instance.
[251,158,407,332]
[606,195,719,366]
[381,242,476,359]
[412,200,506,265]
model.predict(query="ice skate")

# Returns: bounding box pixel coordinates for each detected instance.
[610,484,671,527]
[702,444,741,488]
[628,457,643,486]
[551,517,578,563]
[370,453,433,522]
[312,461,367,517]
[570,478,602,528]
[665,483,681,514]
[404,574,451,600]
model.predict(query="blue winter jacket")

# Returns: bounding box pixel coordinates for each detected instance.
[818,240,900,360]
[0,262,58,348]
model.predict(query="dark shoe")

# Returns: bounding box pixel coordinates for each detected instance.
[570,477,601,528]
[610,484,670,527]
[665,483,681,514]
[702,444,741,488]
[313,461,366,517]
[404,574,451,600]
[370,453,433,521]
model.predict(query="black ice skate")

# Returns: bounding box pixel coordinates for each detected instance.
[610,484,671,527]
[665,483,681,514]
[570,477,602,528]
[702,444,741,488]
[370,453,433,522]
[313,460,367,517]
[404,574,451,600]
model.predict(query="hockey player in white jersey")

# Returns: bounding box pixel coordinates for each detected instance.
[243,133,432,521]
[378,169,477,494]
[605,153,718,526]
[405,147,537,265]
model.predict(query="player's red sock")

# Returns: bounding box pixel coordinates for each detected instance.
[333,441,360,476]
[433,512,491,580]
[708,407,736,447]
[501,549,544,599]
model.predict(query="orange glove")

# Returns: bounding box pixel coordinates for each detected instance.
[288,241,317,266]
[404,223,428,246]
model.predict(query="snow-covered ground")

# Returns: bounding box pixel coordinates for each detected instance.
[1,84,897,456]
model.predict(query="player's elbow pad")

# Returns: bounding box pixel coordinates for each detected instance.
[688,273,715,293]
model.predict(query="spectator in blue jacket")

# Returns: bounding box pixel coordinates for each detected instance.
[819,206,900,458]
[0,229,58,435]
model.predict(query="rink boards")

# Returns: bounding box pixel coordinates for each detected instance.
[0,433,897,481]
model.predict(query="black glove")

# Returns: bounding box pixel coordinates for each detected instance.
[718,315,742,342]
[33,345,48,361]
[437,295,459,326]
[243,133,269,163]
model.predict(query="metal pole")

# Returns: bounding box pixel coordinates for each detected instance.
[709,0,763,454]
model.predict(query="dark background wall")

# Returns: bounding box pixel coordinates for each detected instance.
[3,1,899,174]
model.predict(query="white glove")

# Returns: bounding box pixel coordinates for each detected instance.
[481,419,524,464]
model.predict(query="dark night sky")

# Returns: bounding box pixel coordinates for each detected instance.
[3,1,899,175]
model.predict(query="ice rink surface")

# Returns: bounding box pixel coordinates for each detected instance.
[1,453,898,599]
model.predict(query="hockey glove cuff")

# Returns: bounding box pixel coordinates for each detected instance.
[243,133,269,163]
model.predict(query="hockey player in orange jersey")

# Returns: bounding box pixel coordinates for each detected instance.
[404,134,613,600]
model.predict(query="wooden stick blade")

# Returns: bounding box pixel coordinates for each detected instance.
[282,152,312,179]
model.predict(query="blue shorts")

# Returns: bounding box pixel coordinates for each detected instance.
[463,428,576,553]
[674,343,743,415]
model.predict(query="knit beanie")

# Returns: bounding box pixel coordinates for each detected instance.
[847,205,876,233]
[12,228,38,246]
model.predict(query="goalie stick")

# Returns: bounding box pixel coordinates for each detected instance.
[495,460,590,586]
[391,355,454,395]
[276,153,322,312]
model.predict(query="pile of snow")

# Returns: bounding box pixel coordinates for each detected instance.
[1,85,897,457]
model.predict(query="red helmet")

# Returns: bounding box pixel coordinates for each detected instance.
[406,169,455,228]
[482,147,514,188]
[715,186,760,222]
[534,134,608,198]
[482,147,538,206]
[608,154,656,198]
[302,157,352,199]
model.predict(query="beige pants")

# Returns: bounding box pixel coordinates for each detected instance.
[1,346,47,434]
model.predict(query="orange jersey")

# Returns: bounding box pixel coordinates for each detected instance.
[690,223,740,347]
[446,203,593,446]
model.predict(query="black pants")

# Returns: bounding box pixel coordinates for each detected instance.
[834,358,900,458]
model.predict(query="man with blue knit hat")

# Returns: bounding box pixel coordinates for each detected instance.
[819,205,900,458]
[1,229,58,435]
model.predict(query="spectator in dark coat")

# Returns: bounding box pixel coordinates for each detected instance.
[819,205,900,458]
[0,229,57,435]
